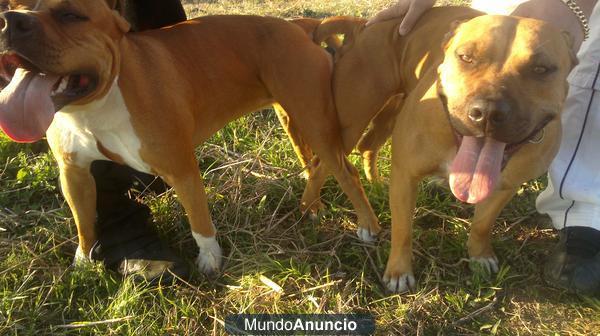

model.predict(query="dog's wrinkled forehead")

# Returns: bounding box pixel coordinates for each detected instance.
[449,15,574,69]
[0,0,129,38]
[1,0,112,12]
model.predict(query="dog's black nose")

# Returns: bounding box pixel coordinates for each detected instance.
[0,11,39,41]
[468,98,510,127]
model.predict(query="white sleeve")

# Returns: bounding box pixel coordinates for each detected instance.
[470,0,529,15]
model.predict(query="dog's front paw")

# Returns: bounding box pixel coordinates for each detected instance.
[357,227,378,243]
[193,233,222,276]
[469,256,499,274]
[383,271,416,293]
[196,250,221,276]
[356,217,381,243]
[73,245,91,266]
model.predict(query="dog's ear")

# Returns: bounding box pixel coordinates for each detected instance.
[561,31,579,69]
[105,0,129,33]
[105,0,118,9]
[111,9,131,33]
[106,0,127,17]
[106,0,128,12]
[441,20,465,50]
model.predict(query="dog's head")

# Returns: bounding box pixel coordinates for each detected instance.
[437,15,576,204]
[0,0,130,143]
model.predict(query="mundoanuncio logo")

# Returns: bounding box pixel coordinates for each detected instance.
[225,314,375,335]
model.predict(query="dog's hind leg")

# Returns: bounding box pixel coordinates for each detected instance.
[266,39,380,241]
[357,93,405,182]
[299,156,328,219]
[274,103,314,179]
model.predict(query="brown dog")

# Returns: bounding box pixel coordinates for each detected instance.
[290,7,576,292]
[0,1,381,274]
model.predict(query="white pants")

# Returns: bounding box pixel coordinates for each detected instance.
[537,4,600,231]
[472,2,600,230]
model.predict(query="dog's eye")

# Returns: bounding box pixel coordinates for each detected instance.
[458,54,474,64]
[61,12,87,22]
[532,65,557,76]
[54,9,88,23]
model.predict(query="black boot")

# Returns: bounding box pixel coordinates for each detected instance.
[84,0,190,284]
[544,226,600,296]
[121,0,187,31]
[90,161,189,285]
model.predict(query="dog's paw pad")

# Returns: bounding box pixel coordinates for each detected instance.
[357,227,378,243]
[383,272,416,293]
[469,256,499,274]
[193,234,222,276]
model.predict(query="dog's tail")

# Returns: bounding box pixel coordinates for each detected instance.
[290,18,343,53]
[312,16,366,47]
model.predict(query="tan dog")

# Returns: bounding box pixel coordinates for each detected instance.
[289,7,576,292]
[0,1,382,274]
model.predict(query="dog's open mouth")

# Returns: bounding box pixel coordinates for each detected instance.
[448,124,548,205]
[0,52,97,143]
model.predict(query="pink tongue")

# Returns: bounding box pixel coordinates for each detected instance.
[449,136,506,204]
[0,67,59,143]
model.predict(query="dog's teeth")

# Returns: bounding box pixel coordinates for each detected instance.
[56,77,68,94]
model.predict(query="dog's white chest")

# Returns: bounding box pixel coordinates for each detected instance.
[49,82,152,174]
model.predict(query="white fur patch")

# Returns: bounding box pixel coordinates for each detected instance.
[470,256,500,274]
[73,245,89,265]
[48,79,151,173]
[383,272,416,293]
[192,231,222,275]
[357,227,377,243]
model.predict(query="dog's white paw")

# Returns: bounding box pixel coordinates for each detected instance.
[73,245,90,266]
[193,233,222,276]
[470,256,499,274]
[383,272,416,293]
[357,227,378,243]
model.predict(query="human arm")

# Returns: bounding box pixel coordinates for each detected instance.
[510,0,597,52]
[366,0,436,35]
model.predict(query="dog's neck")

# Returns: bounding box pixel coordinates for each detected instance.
[59,77,121,124]
[52,78,151,173]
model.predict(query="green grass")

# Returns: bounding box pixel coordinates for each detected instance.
[1,0,599,335]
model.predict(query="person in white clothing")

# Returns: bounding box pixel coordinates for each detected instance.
[368,0,600,295]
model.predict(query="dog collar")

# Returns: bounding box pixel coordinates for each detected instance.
[528,128,545,144]
[561,0,591,41]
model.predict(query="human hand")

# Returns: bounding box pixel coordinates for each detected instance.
[366,0,436,35]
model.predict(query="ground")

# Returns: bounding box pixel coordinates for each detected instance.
[0,0,599,335]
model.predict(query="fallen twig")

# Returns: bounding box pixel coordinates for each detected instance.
[452,296,499,325]
[53,316,134,329]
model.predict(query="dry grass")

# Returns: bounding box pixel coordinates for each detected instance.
[182,0,470,18]
[1,1,599,335]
